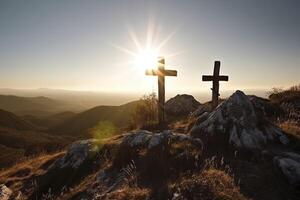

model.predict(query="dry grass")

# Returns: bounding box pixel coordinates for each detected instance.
[0,152,65,196]
[170,168,249,200]
[0,144,25,168]
[101,186,150,200]
[280,121,300,139]
[269,84,300,104]
[279,120,300,151]
[0,126,70,169]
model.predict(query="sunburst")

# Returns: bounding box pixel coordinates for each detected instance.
[111,20,183,74]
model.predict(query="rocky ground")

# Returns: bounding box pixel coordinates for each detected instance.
[0,90,299,200]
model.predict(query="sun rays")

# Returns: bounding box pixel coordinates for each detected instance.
[110,20,182,74]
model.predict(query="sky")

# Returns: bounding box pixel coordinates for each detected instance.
[0,0,299,97]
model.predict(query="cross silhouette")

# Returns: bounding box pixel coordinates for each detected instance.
[202,61,228,110]
[145,57,177,126]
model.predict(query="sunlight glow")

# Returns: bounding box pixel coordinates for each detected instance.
[134,48,159,70]
[110,19,183,77]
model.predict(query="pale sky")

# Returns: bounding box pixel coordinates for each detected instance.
[0,0,299,96]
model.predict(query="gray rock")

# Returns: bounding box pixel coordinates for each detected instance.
[273,152,300,186]
[114,130,203,172]
[165,94,200,117]
[191,105,210,118]
[123,130,152,147]
[0,185,12,200]
[51,139,98,169]
[191,90,289,150]
[123,130,202,150]
[33,139,101,199]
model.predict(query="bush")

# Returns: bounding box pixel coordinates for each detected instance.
[269,84,300,104]
[132,93,158,128]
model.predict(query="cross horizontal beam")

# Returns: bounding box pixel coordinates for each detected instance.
[146,69,177,77]
[202,75,228,81]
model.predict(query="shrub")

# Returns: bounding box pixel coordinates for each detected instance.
[131,93,158,128]
[269,84,300,104]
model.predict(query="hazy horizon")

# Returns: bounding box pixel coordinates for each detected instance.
[0,87,271,107]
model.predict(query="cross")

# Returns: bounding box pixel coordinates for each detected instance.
[202,61,228,110]
[145,57,177,127]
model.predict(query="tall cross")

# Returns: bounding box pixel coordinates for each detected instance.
[145,57,177,126]
[202,61,228,110]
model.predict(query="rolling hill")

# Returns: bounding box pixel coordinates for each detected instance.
[0,109,72,168]
[23,111,77,130]
[0,109,37,131]
[49,101,139,136]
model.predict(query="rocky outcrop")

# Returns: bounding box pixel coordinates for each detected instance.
[190,90,289,151]
[165,94,200,117]
[0,185,12,200]
[273,152,300,187]
[32,139,102,198]
[51,139,98,169]
[114,130,203,177]
[190,104,210,118]
[30,131,203,198]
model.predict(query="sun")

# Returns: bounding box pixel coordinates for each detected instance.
[110,20,182,75]
[134,48,159,71]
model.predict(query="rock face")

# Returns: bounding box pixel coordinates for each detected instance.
[0,185,12,200]
[165,94,200,117]
[190,90,289,151]
[273,152,300,187]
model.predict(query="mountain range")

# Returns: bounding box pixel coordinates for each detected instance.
[0,95,84,116]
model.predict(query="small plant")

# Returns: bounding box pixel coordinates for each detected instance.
[132,92,158,128]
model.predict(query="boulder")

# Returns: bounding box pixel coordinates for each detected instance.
[165,94,200,117]
[32,139,102,198]
[273,152,300,187]
[51,139,98,169]
[113,130,203,178]
[190,90,289,151]
[0,185,12,200]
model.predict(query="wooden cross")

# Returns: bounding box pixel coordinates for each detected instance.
[145,57,177,126]
[202,61,228,110]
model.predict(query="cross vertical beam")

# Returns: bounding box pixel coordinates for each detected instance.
[158,58,165,126]
[145,57,177,127]
[202,61,228,110]
[212,61,220,110]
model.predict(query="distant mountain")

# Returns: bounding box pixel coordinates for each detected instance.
[0,88,141,107]
[0,95,84,116]
[0,109,36,131]
[49,101,139,136]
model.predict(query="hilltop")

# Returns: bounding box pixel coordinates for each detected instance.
[0,89,299,200]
